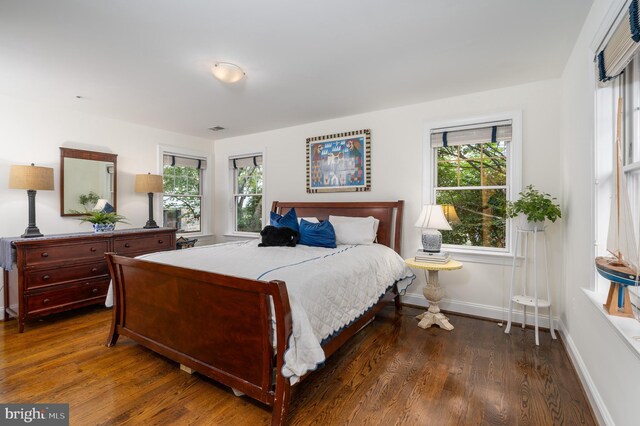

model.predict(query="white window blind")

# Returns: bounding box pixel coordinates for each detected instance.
[163,154,207,169]
[597,0,640,82]
[430,121,512,148]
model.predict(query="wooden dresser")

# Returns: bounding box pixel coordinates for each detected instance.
[3,228,176,332]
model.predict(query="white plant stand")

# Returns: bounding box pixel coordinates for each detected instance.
[504,226,557,345]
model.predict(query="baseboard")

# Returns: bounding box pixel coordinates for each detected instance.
[557,320,613,426]
[401,293,559,329]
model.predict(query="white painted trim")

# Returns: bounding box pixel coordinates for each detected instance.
[446,249,523,266]
[401,293,557,329]
[157,144,212,236]
[557,319,614,426]
[224,232,259,239]
[422,111,523,257]
[226,148,266,235]
[582,288,640,358]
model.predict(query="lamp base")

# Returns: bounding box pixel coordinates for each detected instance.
[143,220,159,229]
[22,190,43,238]
[143,192,159,229]
[21,225,43,238]
[421,229,442,252]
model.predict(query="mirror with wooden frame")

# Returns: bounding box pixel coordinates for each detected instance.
[60,148,118,216]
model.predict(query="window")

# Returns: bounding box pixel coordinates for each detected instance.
[162,154,206,234]
[230,155,263,233]
[427,117,519,255]
[623,56,640,236]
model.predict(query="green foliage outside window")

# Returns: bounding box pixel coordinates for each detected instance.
[436,142,507,248]
[163,164,202,233]
[235,165,263,233]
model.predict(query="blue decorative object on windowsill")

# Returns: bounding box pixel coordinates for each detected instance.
[414,205,452,253]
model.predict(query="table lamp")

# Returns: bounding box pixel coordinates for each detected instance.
[414,204,452,252]
[9,163,55,238]
[441,204,461,225]
[134,173,163,228]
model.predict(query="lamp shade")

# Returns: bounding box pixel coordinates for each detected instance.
[134,173,163,193]
[414,205,452,230]
[9,164,54,190]
[441,204,461,224]
[211,62,245,83]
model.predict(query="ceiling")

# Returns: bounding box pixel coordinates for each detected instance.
[0,0,592,140]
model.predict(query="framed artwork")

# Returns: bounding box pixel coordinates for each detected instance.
[306,129,371,193]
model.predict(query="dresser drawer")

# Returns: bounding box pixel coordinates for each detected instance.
[114,234,173,256]
[23,240,110,267]
[26,279,109,315]
[25,262,109,290]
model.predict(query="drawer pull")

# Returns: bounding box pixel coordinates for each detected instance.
[124,243,131,248]
[91,267,98,273]
[158,240,164,244]
[92,288,99,294]
[42,275,50,281]
[41,252,49,258]
[90,247,97,252]
[43,298,50,304]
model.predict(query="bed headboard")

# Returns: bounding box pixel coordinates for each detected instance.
[271,201,404,254]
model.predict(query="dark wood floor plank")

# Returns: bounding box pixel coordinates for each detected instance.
[0,305,595,425]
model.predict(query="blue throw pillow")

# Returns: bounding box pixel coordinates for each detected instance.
[270,208,299,232]
[299,219,337,248]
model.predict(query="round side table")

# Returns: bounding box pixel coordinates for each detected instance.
[405,258,463,330]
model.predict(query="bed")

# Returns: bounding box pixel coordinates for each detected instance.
[105,201,412,425]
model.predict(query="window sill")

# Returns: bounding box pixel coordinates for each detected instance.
[175,232,213,239]
[582,288,640,359]
[443,247,522,266]
[224,232,260,239]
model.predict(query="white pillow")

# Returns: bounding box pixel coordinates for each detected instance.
[297,217,320,224]
[328,215,378,245]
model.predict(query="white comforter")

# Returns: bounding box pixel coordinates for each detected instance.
[105,240,414,384]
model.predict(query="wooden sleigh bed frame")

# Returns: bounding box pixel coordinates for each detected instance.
[105,200,404,425]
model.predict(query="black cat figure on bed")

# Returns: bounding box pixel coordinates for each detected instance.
[258,225,300,247]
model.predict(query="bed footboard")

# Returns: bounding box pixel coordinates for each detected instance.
[105,253,293,425]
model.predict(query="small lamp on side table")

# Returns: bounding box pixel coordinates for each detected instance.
[414,204,452,253]
[9,163,54,238]
[134,173,163,229]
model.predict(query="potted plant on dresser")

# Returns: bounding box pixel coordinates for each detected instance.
[75,211,128,233]
[506,185,561,231]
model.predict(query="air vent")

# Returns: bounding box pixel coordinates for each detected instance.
[209,126,225,132]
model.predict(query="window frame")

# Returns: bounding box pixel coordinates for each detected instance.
[157,145,211,237]
[423,111,522,262]
[227,152,265,237]
[623,56,640,235]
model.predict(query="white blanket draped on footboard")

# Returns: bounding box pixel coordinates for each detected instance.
[105,240,415,383]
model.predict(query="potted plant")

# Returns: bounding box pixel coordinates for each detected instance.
[506,185,561,231]
[74,210,128,233]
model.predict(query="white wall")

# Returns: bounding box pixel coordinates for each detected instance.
[560,0,640,425]
[0,93,214,310]
[214,79,564,326]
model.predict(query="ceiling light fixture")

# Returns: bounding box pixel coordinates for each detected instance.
[211,62,245,83]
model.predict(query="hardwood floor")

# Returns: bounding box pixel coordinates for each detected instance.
[0,306,595,425]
